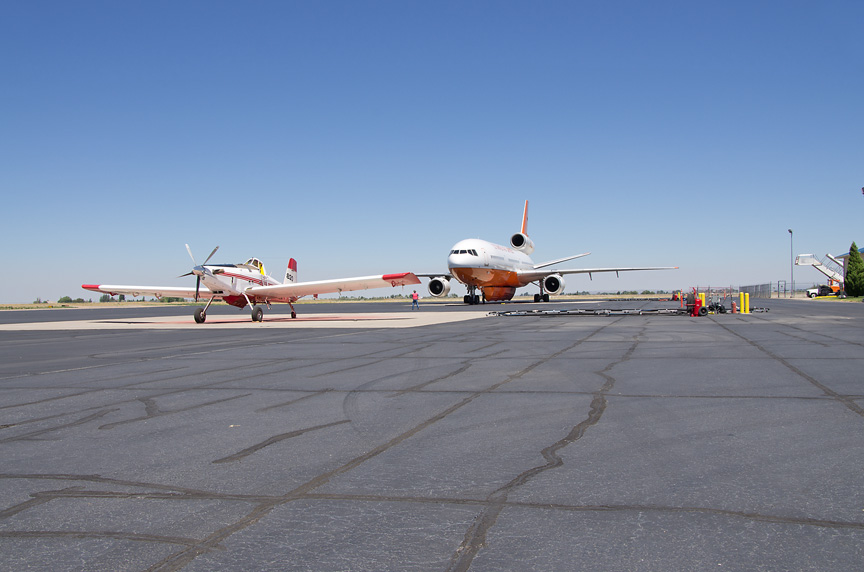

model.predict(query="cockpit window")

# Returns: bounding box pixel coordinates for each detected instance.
[243,257,265,274]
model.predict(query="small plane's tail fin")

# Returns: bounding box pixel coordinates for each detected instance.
[284,258,298,284]
[520,200,529,235]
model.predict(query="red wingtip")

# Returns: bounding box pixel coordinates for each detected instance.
[383,272,421,285]
[82,284,100,291]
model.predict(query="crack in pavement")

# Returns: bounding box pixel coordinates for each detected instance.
[715,321,864,417]
[445,324,638,572]
[144,321,626,571]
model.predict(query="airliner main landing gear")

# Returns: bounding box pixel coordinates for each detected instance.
[463,286,482,305]
[534,283,550,303]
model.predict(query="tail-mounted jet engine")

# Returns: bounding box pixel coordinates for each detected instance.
[542,274,565,295]
[428,276,451,297]
[510,232,535,255]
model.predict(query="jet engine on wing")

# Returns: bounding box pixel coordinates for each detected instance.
[542,274,565,295]
[428,276,451,297]
[510,232,535,255]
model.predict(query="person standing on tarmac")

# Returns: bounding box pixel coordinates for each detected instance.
[411,290,420,310]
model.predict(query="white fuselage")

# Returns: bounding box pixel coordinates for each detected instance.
[447,238,534,301]
[197,261,282,307]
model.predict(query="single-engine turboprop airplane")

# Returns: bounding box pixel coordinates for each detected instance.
[421,201,677,304]
[83,245,421,323]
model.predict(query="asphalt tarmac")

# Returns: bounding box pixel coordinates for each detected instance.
[1,298,863,571]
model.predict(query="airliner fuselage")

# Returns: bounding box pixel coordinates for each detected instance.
[447,238,534,302]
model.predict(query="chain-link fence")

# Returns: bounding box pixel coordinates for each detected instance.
[739,283,772,299]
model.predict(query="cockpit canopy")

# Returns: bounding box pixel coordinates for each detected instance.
[243,257,266,275]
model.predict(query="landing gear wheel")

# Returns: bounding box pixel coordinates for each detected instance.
[543,294,550,302]
[291,311,297,319]
[473,295,480,305]
[698,307,708,317]
[194,307,206,324]
[534,294,541,303]
[464,295,472,304]
[251,306,264,322]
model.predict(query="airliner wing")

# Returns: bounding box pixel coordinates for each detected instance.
[518,266,678,282]
[533,252,591,269]
[246,272,421,299]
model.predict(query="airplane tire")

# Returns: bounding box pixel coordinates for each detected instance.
[534,294,540,303]
[698,307,708,316]
[194,308,206,324]
[543,294,550,302]
[251,306,264,322]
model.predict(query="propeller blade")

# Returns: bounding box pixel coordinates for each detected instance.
[195,276,201,302]
[178,271,195,278]
[185,244,197,265]
[202,246,219,266]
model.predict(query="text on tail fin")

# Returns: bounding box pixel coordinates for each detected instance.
[285,258,298,283]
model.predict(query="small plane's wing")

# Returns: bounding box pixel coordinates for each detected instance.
[82,284,212,299]
[517,266,678,282]
[412,272,453,279]
[246,272,421,299]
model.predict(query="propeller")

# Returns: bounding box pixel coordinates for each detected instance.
[182,244,220,302]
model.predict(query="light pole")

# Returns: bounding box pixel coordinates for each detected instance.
[788,229,794,298]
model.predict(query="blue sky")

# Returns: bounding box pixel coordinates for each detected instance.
[2,1,861,303]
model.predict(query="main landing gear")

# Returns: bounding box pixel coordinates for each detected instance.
[194,304,267,323]
[463,286,483,305]
[533,282,550,303]
[193,299,298,323]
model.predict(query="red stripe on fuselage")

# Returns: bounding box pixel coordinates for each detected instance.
[219,272,267,286]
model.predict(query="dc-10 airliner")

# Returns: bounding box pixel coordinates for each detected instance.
[420,201,677,304]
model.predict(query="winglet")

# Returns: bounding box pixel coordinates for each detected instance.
[520,200,529,235]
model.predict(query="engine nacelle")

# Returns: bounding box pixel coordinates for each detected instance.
[542,274,566,295]
[509,232,535,255]
[428,276,451,298]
